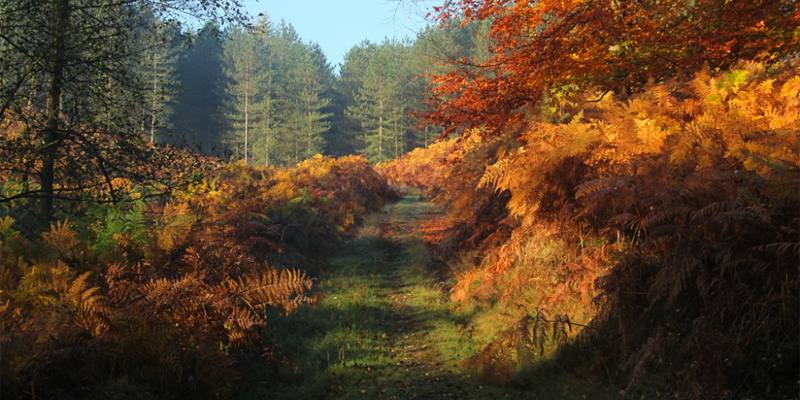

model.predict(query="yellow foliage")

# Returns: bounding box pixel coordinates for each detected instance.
[379,63,800,389]
[0,216,16,240]
[155,202,197,252]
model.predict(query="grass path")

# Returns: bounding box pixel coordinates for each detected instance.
[242,195,609,400]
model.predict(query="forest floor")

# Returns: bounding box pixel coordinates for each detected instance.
[241,194,616,400]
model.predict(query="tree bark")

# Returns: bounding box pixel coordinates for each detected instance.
[306,107,312,157]
[40,0,71,225]
[394,113,398,159]
[378,98,383,163]
[264,92,271,166]
[400,110,405,154]
[150,45,157,144]
[243,78,249,165]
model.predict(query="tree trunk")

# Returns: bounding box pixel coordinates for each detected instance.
[105,75,112,130]
[27,74,37,108]
[394,115,398,159]
[306,108,312,158]
[40,0,70,225]
[149,47,157,144]
[400,111,405,154]
[378,99,383,163]
[243,79,249,165]
[264,94,271,167]
[294,107,299,164]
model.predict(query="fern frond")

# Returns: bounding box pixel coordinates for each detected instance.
[575,177,628,199]
[780,76,800,99]
[478,157,513,190]
[42,219,79,256]
[0,216,17,241]
[752,242,800,257]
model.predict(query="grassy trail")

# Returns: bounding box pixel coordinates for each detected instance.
[243,195,605,399]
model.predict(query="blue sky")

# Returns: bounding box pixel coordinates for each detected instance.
[244,1,432,69]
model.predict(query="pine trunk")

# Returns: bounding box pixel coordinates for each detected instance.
[264,94,271,166]
[40,0,70,225]
[378,99,383,163]
[307,109,312,158]
[243,79,249,165]
[149,47,157,144]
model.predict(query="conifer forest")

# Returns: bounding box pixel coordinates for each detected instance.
[0,1,798,399]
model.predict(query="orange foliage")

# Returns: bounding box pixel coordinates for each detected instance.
[0,155,394,398]
[428,0,799,133]
[381,63,799,398]
[0,110,221,214]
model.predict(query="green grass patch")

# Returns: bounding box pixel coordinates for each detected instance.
[238,195,619,400]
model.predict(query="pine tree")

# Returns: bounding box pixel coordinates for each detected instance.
[250,16,275,166]
[269,22,303,166]
[297,48,331,159]
[259,22,332,166]
[139,11,180,144]
[329,41,378,155]
[259,70,274,166]
[347,41,404,163]
[223,25,261,164]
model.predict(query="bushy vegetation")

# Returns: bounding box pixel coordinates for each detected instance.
[379,62,800,398]
[2,0,798,398]
[0,152,394,399]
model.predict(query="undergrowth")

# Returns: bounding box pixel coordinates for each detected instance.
[0,154,394,399]
[378,62,800,399]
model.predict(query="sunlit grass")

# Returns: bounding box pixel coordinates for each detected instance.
[240,195,618,400]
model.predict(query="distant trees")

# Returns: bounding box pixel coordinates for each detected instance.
[0,0,496,229]
[346,42,404,163]
[218,22,494,165]
[137,9,181,144]
[214,20,492,164]
[342,39,431,162]
[220,19,332,166]
[337,23,491,162]
[296,44,332,161]
[223,25,260,164]
[170,22,227,154]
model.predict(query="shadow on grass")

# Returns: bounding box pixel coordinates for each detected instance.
[238,233,453,399]
[238,198,618,400]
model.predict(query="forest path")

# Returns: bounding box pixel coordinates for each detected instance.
[244,194,530,400]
